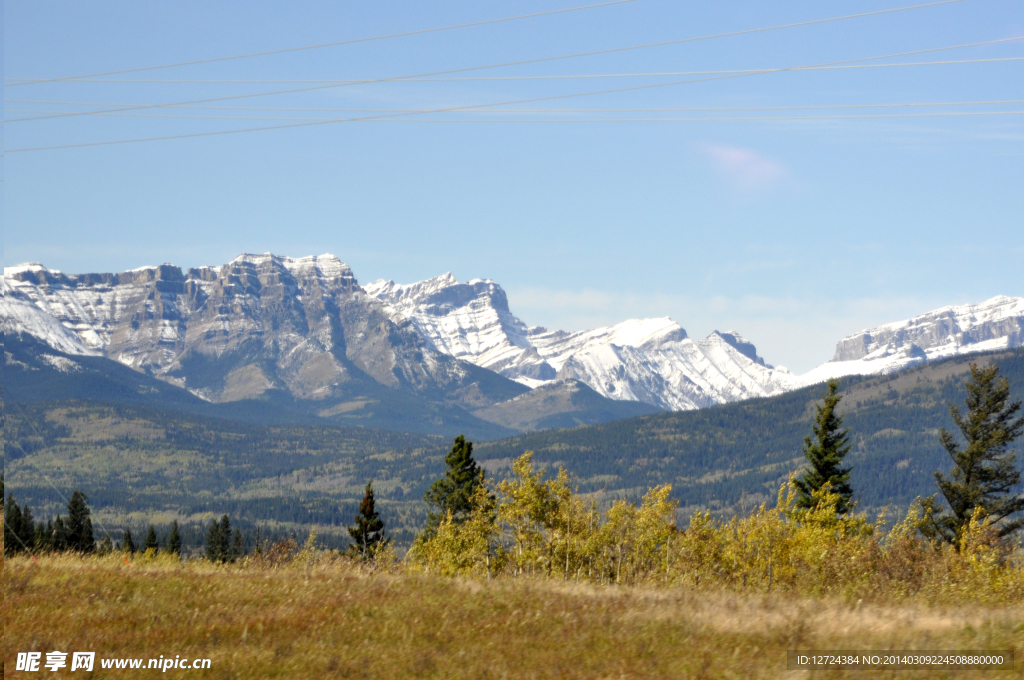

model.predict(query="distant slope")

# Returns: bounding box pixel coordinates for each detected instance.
[6,347,1021,548]
[472,379,661,432]
[3,333,517,440]
[475,347,1024,515]
[2,400,448,546]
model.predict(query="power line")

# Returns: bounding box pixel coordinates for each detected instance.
[10,51,1020,125]
[8,53,1022,117]
[9,42,1018,152]
[7,110,1023,124]
[4,0,639,86]
[8,35,1023,89]
[4,0,978,124]
[9,98,1023,122]
[12,98,1023,114]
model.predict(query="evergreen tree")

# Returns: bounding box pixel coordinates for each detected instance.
[921,363,1024,543]
[423,435,490,535]
[229,529,245,562]
[167,520,182,556]
[52,516,69,552]
[4,493,24,555]
[42,520,55,551]
[347,481,388,558]
[206,515,232,563]
[18,504,35,552]
[122,526,135,555]
[65,491,95,553]
[34,521,48,552]
[98,534,113,555]
[794,379,854,514]
[144,524,159,554]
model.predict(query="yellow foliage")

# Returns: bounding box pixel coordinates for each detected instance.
[403,455,1024,603]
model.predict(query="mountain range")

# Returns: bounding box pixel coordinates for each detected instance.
[4,253,1023,434]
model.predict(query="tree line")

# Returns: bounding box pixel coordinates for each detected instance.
[5,362,1022,576]
[384,363,1023,581]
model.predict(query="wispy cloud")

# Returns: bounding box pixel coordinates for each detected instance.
[701,144,787,190]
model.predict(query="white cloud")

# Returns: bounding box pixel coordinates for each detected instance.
[700,144,787,190]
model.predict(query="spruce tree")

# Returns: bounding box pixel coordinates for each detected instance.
[4,494,24,555]
[794,379,854,513]
[167,520,182,556]
[424,435,490,534]
[206,515,231,563]
[122,526,135,555]
[347,481,388,558]
[229,529,245,562]
[921,363,1024,543]
[65,491,95,553]
[144,524,159,554]
[18,504,35,553]
[53,516,69,552]
[41,520,55,552]
[98,534,113,555]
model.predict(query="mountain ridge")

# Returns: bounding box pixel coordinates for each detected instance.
[6,254,1022,425]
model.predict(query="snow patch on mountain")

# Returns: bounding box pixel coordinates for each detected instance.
[2,273,99,355]
[367,273,796,410]
[799,295,1024,385]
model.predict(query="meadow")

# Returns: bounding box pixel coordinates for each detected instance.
[4,551,1022,679]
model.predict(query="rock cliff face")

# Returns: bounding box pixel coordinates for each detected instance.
[2,255,524,407]
[7,254,1022,418]
[799,296,1024,386]
[366,274,796,410]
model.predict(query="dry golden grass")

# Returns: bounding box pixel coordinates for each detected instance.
[4,553,1022,679]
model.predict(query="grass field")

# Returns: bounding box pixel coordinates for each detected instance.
[4,554,1022,679]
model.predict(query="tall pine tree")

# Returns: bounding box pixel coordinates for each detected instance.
[65,491,95,553]
[794,379,854,514]
[122,526,135,555]
[921,363,1024,543]
[423,435,491,535]
[347,481,388,559]
[206,515,232,563]
[144,524,159,554]
[4,493,25,555]
[167,520,182,556]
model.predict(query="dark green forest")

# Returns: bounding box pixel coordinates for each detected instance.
[4,345,1023,547]
[476,347,1024,515]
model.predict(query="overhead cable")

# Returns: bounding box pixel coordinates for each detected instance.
[5,1,981,124]
[9,42,1018,151]
[4,0,639,86]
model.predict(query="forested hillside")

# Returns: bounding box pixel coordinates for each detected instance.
[4,346,1022,547]
[3,401,448,546]
[475,347,1024,516]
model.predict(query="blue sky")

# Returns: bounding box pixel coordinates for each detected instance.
[5,0,1023,372]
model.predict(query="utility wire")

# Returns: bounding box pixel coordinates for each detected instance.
[7,110,1023,123]
[8,36,1023,89]
[4,0,979,124]
[9,98,1023,122]
[9,42,1019,152]
[12,98,1023,115]
[4,0,639,86]
[9,53,1022,117]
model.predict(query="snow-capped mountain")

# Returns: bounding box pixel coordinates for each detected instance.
[366,273,797,410]
[2,255,522,407]
[7,254,1022,419]
[798,295,1024,386]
